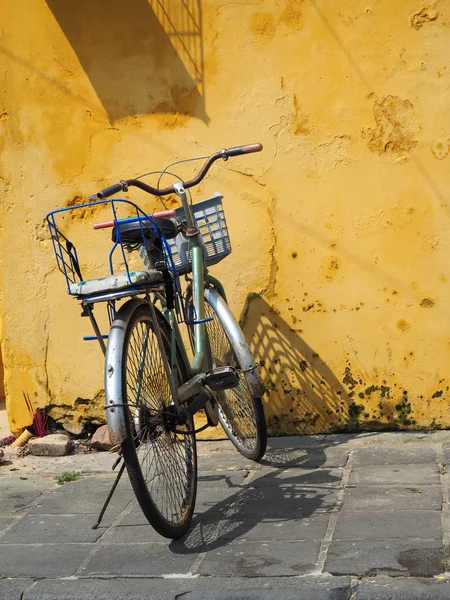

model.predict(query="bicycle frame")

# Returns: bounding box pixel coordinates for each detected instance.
[150,182,211,419]
[172,182,207,375]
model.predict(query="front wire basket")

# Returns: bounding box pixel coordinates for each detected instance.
[167,192,231,274]
[46,193,230,323]
[46,198,178,296]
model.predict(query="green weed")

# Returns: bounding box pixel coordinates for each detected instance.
[56,471,81,485]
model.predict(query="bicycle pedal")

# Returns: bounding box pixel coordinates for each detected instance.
[204,366,239,391]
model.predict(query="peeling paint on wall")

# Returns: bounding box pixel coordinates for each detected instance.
[411,7,439,29]
[363,96,421,163]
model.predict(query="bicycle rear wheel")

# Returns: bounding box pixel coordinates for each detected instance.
[118,303,197,539]
[204,295,267,461]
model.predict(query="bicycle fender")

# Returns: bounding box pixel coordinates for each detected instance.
[104,298,147,444]
[204,288,266,398]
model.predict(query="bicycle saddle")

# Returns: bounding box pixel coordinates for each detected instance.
[112,217,178,244]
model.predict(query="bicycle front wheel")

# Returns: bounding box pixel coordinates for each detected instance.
[204,294,267,461]
[117,302,197,539]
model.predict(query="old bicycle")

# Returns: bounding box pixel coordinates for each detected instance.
[47,143,267,538]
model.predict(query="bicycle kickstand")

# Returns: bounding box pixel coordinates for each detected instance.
[91,456,126,530]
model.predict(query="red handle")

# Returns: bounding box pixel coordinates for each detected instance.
[93,209,176,230]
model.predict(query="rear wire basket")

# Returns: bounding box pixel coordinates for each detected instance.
[168,192,231,274]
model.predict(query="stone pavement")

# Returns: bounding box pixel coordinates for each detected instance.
[2,432,450,598]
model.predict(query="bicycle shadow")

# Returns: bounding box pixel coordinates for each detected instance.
[169,436,347,554]
[167,291,373,554]
[45,0,207,124]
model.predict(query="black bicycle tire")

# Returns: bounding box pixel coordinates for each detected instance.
[204,297,267,461]
[120,303,197,539]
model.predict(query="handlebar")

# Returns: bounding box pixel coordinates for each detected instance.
[88,143,263,200]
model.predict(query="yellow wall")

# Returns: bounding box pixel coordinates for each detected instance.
[1,0,450,435]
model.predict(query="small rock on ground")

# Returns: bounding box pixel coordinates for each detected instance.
[89,425,114,451]
[28,433,73,457]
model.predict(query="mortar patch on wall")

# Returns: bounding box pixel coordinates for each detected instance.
[250,12,276,42]
[363,96,421,163]
[410,7,439,29]
[431,138,450,160]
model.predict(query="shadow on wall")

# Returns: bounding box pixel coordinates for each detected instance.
[45,0,207,123]
[240,294,418,434]
[0,344,4,403]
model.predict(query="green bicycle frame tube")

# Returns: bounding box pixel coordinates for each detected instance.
[173,182,207,375]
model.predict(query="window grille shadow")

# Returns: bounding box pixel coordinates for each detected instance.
[239,294,420,432]
[45,0,207,124]
[239,294,355,435]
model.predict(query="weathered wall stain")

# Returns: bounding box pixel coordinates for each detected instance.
[66,195,106,222]
[292,95,311,136]
[431,139,450,159]
[420,298,435,308]
[411,6,439,29]
[279,0,306,30]
[363,96,421,163]
[250,12,276,41]
[396,319,411,332]
[315,136,354,170]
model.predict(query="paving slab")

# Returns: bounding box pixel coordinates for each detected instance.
[0,578,33,600]
[0,515,20,533]
[325,540,444,577]
[229,485,339,516]
[194,486,242,513]
[198,540,322,576]
[0,452,117,476]
[197,471,248,488]
[82,543,198,576]
[198,453,257,471]
[348,464,440,486]
[0,476,58,514]
[258,446,350,469]
[264,434,354,449]
[249,467,343,487]
[0,543,94,578]
[439,443,450,465]
[341,485,442,511]
[0,514,105,544]
[333,510,442,540]
[356,577,450,599]
[27,576,353,600]
[27,475,134,515]
[100,513,172,543]
[127,487,241,516]
[204,513,332,542]
[351,447,438,466]
[128,491,238,521]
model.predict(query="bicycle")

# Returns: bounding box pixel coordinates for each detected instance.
[46,143,267,539]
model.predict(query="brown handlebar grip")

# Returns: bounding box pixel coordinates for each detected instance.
[241,143,263,153]
[226,143,263,157]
